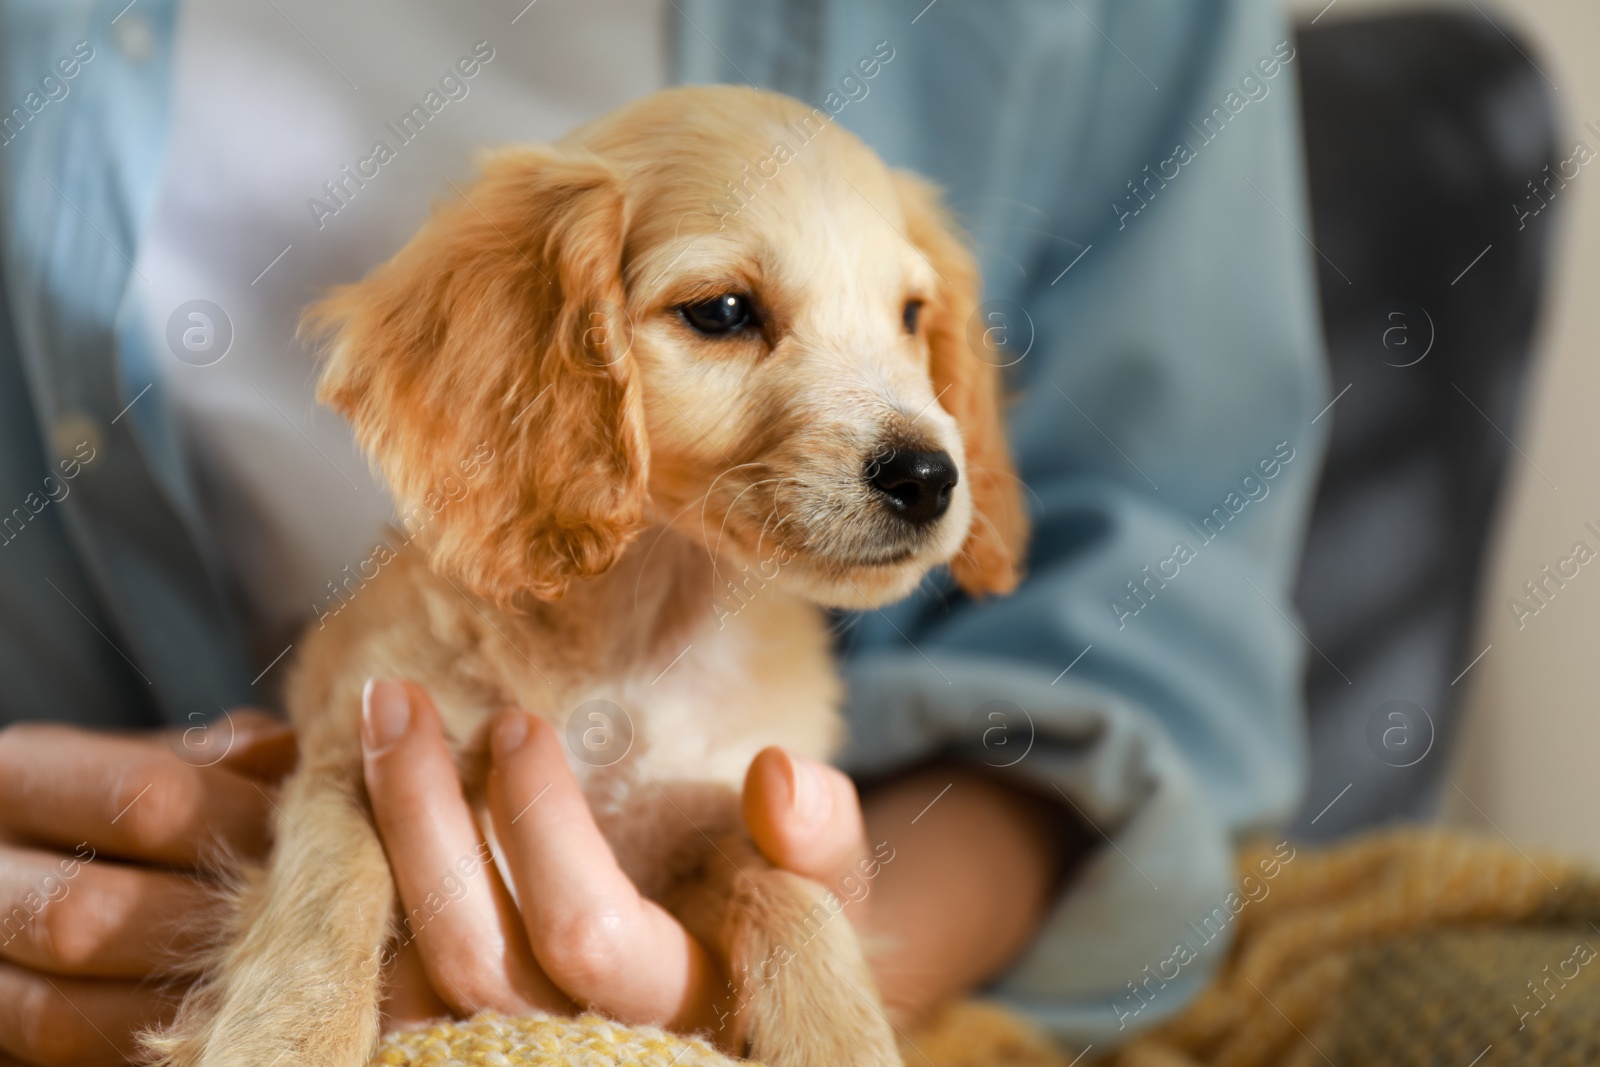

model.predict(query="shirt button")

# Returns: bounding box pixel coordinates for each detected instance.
[112,14,156,63]
[52,412,104,470]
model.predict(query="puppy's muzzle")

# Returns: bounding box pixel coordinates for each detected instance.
[866,447,958,526]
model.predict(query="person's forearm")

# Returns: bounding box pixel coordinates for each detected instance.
[860,765,1090,1023]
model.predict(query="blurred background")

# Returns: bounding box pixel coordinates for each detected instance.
[1281,0,1600,858]
[1438,0,1600,859]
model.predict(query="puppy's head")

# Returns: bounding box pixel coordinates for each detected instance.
[309,85,1026,610]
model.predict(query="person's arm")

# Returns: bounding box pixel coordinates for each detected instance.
[0,714,295,1066]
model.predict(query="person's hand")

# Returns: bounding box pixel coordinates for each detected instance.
[362,679,1074,1039]
[0,713,297,1066]
[361,679,881,1037]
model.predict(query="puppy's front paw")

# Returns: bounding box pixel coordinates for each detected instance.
[745,984,904,1067]
[137,821,390,1067]
[141,986,379,1067]
[730,870,904,1067]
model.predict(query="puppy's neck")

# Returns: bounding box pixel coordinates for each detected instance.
[527,524,780,669]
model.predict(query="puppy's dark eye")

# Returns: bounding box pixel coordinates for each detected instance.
[680,294,753,336]
[903,299,924,335]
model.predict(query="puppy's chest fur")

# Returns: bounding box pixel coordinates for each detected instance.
[285,531,843,898]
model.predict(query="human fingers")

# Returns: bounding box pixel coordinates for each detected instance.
[361,680,568,1017]
[0,962,175,1066]
[0,843,217,978]
[486,710,718,1031]
[0,723,276,866]
[186,708,299,782]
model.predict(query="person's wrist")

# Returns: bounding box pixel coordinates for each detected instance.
[857,763,1080,1023]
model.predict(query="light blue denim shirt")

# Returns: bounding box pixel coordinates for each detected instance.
[0,0,1326,1048]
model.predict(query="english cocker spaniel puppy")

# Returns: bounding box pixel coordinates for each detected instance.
[148,83,1026,1067]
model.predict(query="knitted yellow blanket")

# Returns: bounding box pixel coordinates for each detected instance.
[373,829,1600,1067]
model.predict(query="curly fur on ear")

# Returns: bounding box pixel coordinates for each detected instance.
[891,170,1029,596]
[305,146,648,605]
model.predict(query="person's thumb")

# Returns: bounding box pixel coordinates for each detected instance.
[742,748,873,921]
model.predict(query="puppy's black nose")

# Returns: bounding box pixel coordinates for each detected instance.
[867,449,958,526]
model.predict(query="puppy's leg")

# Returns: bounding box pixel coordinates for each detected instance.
[142,767,393,1067]
[671,833,903,1067]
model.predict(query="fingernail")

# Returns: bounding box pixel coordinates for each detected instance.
[362,679,412,753]
[492,711,531,762]
[788,752,830,828]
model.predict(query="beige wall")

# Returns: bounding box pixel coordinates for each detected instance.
[1290,0,1600,857]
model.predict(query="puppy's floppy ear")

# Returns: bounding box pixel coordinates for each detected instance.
[892,171,1029,596]
[305,146,646,605]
